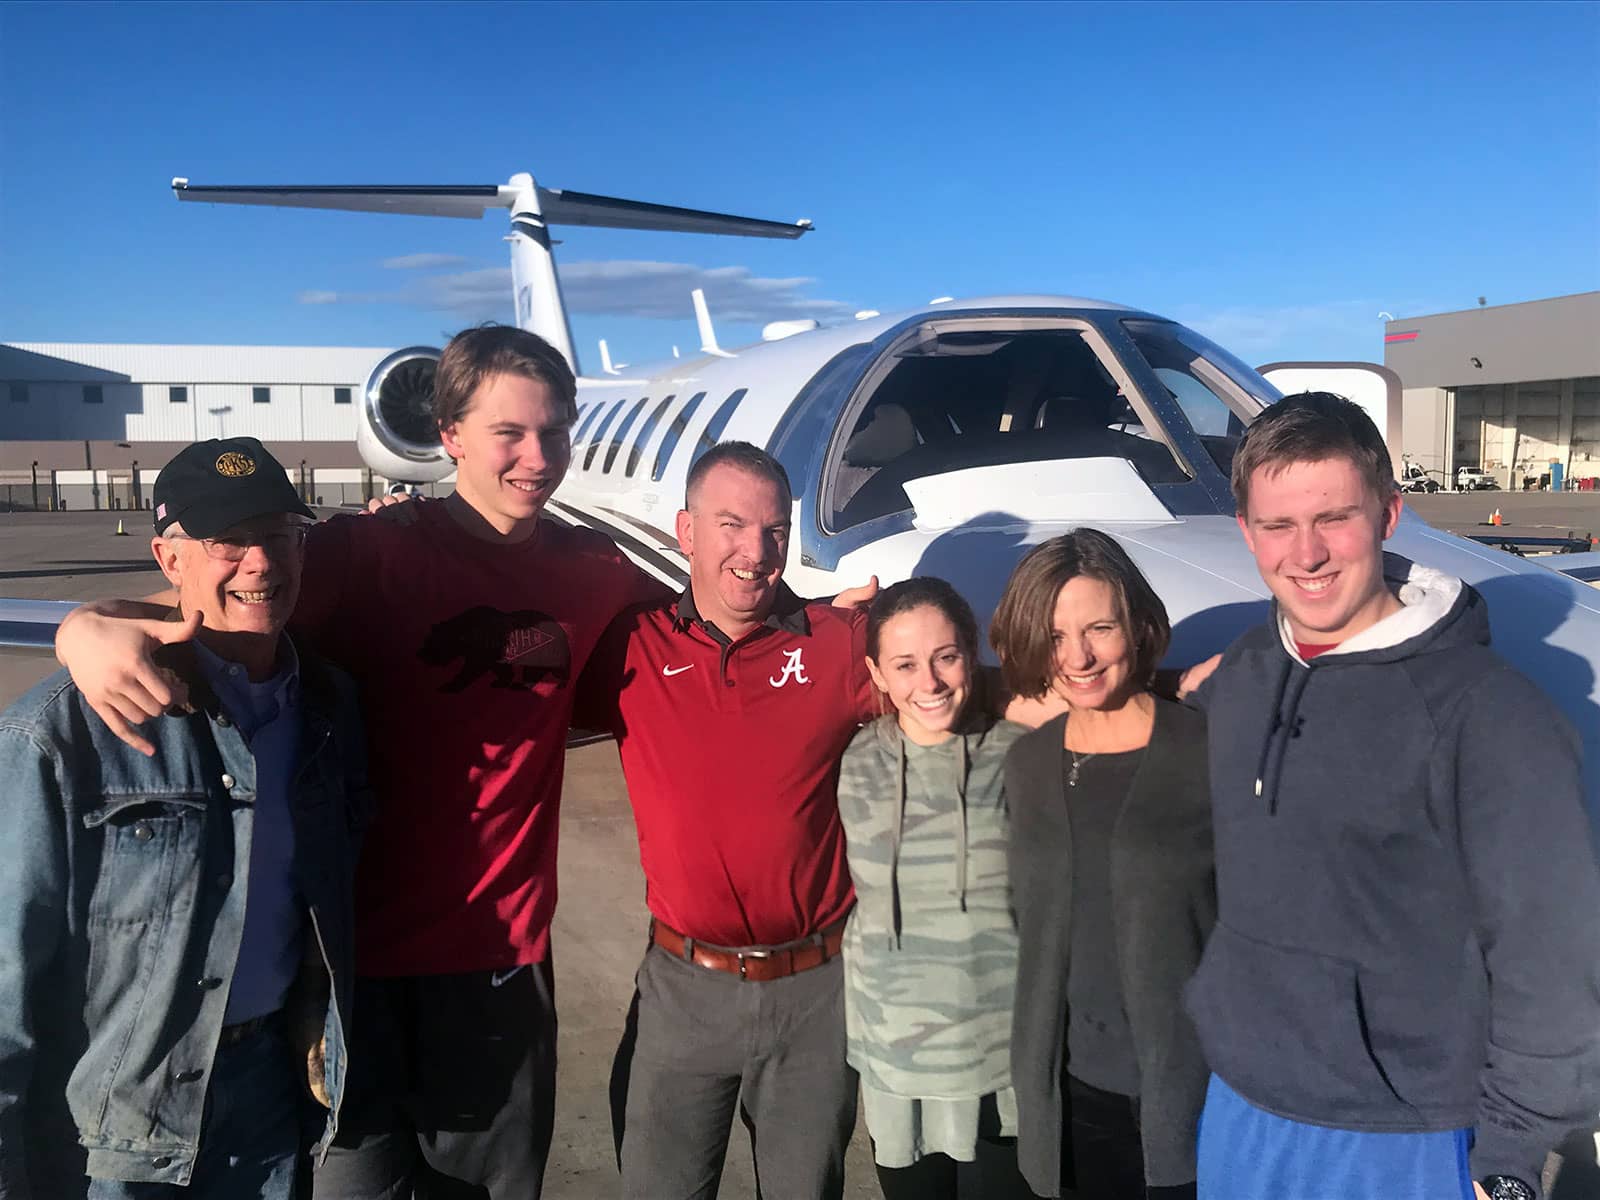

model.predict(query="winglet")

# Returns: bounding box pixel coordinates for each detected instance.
[693,289,736,358]
[599,340,627,375]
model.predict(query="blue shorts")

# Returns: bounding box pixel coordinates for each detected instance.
[1197,1074,1474,1200]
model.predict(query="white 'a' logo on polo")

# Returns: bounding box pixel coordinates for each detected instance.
[769,648,811,689]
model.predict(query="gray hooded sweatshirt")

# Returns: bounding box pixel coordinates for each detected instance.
[1184,554,1600,1192]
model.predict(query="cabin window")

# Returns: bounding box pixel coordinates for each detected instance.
[253,387,271,404]
[334,387,352,405]
[169,386,188,404]
[582,399,630,470]
[824,327,1188,532]
[626,395,676,478]
[83,384,103,404]
[1120,319,1273,478]
[9,383,26,403]
[687,389,749,474]
[572,401,605,445]
[651,392,705,482]
[603,397,652,474]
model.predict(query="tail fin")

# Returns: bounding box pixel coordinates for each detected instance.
[172,174,811,373]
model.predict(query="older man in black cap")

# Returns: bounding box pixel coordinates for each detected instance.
[0,437,369,1199]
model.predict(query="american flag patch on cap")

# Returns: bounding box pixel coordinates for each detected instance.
[156,503,167,519]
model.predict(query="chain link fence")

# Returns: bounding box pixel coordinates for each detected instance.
[0,468,454,514]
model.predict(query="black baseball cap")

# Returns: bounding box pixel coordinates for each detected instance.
[153,437,315,538]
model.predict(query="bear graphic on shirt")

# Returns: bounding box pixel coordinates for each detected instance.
[419,607,571,692]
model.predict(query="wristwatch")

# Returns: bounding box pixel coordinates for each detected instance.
[1479,1176,1535,1200]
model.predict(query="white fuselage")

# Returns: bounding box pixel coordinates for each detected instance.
[547,296,1600,829]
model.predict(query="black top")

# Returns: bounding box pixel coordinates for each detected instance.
[1005,699,1215,1196]
[1065,747,1144,1098]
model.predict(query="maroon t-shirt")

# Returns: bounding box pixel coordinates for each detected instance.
[292,503,665,976]
[580,587,880,947]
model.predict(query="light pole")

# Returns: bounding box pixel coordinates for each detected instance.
[207,405,232,439]
[84,440,99,511]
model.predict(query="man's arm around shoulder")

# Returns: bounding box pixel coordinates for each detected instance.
[54,593,196,758]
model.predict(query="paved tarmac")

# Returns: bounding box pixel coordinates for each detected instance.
[2,506,1597,1198]
[1405,491,1600,541]
[0,510,880,1198]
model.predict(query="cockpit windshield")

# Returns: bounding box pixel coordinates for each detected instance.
[825,325,1190,532]
[1120,319,1280,479]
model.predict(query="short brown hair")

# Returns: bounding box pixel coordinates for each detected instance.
[1231,391,1393,513]
[432,324,577,431]
[685,441,792,508]
[989,529,1171,700]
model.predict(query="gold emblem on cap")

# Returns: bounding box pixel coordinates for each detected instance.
[215,451,256,478]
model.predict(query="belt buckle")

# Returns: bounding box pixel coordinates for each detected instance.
[735,947,774,980]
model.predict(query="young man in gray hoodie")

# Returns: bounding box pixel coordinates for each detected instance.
[1182,392,1600,1200]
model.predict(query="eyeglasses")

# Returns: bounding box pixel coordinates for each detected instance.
[167,525,309,561]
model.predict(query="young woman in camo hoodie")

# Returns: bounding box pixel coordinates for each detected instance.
[836,576,1031,1200]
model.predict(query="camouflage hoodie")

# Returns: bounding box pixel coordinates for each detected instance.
[838,713,1024,1098]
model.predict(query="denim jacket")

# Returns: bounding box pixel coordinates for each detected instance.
[0,642,370,1195]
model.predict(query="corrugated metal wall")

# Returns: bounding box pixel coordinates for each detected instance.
[0,343,383,444]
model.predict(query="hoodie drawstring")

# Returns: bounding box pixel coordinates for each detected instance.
[888,738,907,950]
[887,731,972,950]
[954,735,970,914]
[1254,658,1312,815]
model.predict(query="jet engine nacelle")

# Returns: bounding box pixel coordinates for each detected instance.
[356,346,456,483]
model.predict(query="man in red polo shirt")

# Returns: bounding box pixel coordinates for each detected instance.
[579,442,879,1200]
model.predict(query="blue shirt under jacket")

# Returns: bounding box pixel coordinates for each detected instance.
[193,639,305,1026]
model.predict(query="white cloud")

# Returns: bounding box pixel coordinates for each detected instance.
[559,261,855,323]
[297,258,853,325]
[1175,300,1386,362]
[381,253,470,270]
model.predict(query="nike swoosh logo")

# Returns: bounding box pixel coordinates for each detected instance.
[662,664,695,677]
[490,965,529,989]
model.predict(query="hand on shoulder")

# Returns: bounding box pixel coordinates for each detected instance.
[56,603,201,757]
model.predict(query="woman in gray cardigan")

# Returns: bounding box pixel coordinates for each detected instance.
[991,530,1214,1200]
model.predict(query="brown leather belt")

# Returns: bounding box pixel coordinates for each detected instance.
[650,919,845,982]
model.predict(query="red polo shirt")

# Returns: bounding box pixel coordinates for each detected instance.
[580,585,880,947]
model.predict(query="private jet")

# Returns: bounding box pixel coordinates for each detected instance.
[3,172,1597,823]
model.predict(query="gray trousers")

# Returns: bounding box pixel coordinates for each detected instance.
[611,944,858,1200]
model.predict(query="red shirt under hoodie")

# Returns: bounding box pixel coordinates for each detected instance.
[579,583,880,947]
[292,503,665,976]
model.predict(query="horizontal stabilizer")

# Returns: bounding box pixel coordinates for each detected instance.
[538,189,810,239]
[171,180,509,220]
[172,178,812,237]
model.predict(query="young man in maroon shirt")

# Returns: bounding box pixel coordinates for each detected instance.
[579,442,880,1200]
[53,327,664,1199]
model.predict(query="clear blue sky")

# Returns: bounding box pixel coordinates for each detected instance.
[2,0,1596,369]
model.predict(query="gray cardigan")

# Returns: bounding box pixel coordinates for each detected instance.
[1004,697,1214,1196]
